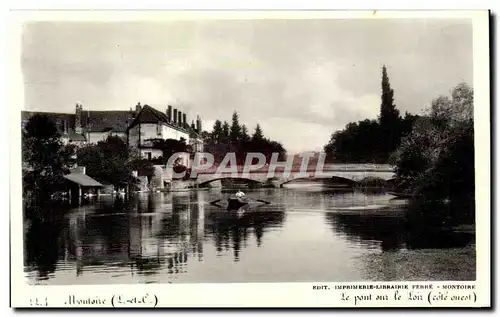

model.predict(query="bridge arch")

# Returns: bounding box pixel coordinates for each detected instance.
[198,177,264,187]
[328,176,358,186]
[279,175,358,187]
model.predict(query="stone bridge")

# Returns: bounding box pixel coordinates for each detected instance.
[193,164,395,188]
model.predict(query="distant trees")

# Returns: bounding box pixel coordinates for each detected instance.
[241,124,250,142]
[324,65,419,163]
[22,114,74,202]
[212,120,223,141]
[252,124,264,140]
[203,112,286,164]
[222,121,230,139]
[324,119,382,163]
[230,111,242,141]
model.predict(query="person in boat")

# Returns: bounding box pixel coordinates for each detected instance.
[227,190,247,210]
[235,190,246,199]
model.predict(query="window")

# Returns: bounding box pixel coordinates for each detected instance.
[145,152,152,160]
[157,124,162,136]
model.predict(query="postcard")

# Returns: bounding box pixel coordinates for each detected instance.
[9,10,490,308]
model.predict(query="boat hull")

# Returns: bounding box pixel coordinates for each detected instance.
[227,197,248,210]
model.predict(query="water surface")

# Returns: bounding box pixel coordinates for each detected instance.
[24,185,476,284]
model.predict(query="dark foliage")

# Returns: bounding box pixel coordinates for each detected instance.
[147,138,190,165]
[76,136,154,188]
[392,83,475,227]
[22,114,74,202]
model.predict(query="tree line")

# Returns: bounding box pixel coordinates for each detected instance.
[201,112,287,165]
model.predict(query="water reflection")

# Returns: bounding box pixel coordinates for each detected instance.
[204,205,285,261]
[325,211,475,251]
[24,191,285,283]
[24,218,64,280]
[23,187,475,284]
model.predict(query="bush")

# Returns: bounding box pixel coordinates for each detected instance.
[391,83,474,227]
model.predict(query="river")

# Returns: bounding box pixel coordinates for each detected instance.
[23,184,476,285]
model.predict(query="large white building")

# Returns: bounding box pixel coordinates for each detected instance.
[127,103,203,161]
[21,103,204,159]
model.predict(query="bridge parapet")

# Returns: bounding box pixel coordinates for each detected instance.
[194,166,395,187]
[194,163,394,175]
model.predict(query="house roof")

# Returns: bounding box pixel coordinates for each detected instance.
[82,110,135,133]
[186,124,201,139]
[128,105,190,133]
[21,106,200,136]
[63,173,103,187]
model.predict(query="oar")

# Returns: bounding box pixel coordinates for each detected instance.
[255,199,271,205]
[210,199,221,205]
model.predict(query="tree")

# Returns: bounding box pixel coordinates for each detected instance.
[323,65,411,164]
[391,83,474,226]
[323,119,383,163]
[431,82,473,125]
[212,120,223,143]
[222,121,230,139]
[241,124,250,142]
[22,114,72,202]
[252,124,264,141]
[230,111,242,141]
[126,155,155,184]
[76,136,137,189]
[390,117,441,191]
[379,65,401,128]
[400,112,420,138]
[379,65,402,161]
[148,138,189,165]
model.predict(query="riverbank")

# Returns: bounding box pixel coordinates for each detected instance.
[360,245,476,281]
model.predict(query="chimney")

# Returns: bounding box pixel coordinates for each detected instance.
[196,115,202,132]
[191,120,195,130]
[178,111,182,127]
[183,113,187,128]
[167,105,172,122]
[173,108,178,124]
[75,103,82,134]
[135,102,142,115]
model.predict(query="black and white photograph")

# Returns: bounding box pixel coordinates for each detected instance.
[10,10,490,308]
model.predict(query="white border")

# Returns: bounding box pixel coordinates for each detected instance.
[6,8,492,309]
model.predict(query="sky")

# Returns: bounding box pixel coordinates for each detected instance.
[21,18,472,154]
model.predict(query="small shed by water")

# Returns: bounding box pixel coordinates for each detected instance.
[63,170,103,203]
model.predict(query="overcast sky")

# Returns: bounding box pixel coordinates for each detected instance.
[21,19,472,154]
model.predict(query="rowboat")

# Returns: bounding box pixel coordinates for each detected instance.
[210,194,270,211]
[227,196,249,210]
